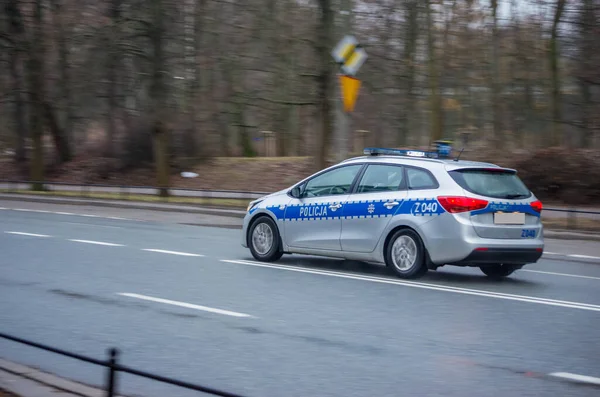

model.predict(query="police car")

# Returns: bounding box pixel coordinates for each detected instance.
[241,144,544,279]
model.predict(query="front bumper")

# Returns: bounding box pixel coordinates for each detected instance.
[241,213,252,248]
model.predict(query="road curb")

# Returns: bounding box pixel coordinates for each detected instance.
[0,358,126,397]
[0,194,246,219]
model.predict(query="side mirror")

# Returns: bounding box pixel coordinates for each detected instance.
[290,186,302,198]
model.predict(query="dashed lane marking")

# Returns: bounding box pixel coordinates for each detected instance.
[142,249,204,257]
[521,269,600,281]
[0,207,143,222]
[570,254,600,260]
[4,231,51,238]
[69,239,125,247]
[117,293,253,318]
[548,372,600,386]
[543,251,600,261]
[221,259,600,312]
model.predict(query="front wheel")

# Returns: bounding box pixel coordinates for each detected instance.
[248,216,283,262]
[479,264,519,279]
[385,229,428,279]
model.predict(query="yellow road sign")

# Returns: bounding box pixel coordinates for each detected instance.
[331,35,368,77]
[339,75,361,112]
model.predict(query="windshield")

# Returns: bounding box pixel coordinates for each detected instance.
[448,169,532,199]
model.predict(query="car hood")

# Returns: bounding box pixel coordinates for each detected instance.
[258,188,288,201]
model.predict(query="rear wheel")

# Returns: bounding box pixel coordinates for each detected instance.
[479,264,519,279]
[385,229,428,279]
[248,216,283,262]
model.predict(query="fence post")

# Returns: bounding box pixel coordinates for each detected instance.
[105,348,119,397]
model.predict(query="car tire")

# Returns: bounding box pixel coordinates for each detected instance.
[248,216,283,262]
[385,229,428,279]
[479,264,518,279]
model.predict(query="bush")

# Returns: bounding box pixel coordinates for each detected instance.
[514,148,600,205]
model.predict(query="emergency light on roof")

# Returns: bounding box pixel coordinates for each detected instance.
[364,140,455,159]
[363,147,440,158]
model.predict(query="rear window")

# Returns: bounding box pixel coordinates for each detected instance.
[448,169,531,199]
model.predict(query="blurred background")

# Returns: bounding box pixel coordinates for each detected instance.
[0,0,599,203]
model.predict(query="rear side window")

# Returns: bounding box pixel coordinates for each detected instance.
[356,164,405,193]
[406,167,438,190]
[449,169,531,199]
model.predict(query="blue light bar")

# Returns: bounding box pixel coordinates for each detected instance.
[363,147,440,158]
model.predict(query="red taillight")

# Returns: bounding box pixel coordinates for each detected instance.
[530,200,543,213]
[437,196,488,213]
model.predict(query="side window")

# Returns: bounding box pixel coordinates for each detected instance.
[302,165,362,197]
[406,167,438,190]
[356,164,405,193]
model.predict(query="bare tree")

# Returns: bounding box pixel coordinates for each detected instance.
[548,0,566,146]
[150,0,169,196]
[315,0,334,170]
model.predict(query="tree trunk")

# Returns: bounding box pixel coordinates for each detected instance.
[52,0,73,157]
[426,0,443,142]
[490,0,502,148]
[28,0,44,190]
[150,0,169,197]
[7,0,27,163]
[549,0,566,147]
[316,0,333,170]
[105,0,122,157]
[401,0,419,147]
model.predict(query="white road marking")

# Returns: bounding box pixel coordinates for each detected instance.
[521,269,600,281]
[0,207,143,222]
[5,231,51,238]
[548,372,600,386]
[117,293,253,318]
[543,251,600,261]
[64,222,122,229]
[69,239,124,247]
[570,254,600,260]
[221,259,600,312]
[142,249,204,257]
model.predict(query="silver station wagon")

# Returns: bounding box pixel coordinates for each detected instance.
[241,146,544,279]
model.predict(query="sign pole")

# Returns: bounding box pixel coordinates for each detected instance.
[335,3,352,162]
[331,31,367,162]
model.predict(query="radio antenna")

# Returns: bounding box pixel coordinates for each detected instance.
[454,147,465,162]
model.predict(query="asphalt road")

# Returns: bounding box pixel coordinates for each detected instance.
[1,203,600,397]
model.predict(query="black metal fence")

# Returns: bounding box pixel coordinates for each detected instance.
[0,332,249,397]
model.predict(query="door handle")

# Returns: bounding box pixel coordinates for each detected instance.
[384,201,399,209]
[329,203,342,210]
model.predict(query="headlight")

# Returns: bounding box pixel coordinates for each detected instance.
[247,200,262,212]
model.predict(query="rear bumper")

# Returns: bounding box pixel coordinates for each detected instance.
[449,248,543,266]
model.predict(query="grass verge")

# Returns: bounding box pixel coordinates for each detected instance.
[1,189,251,209]
[542,218,600,233]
